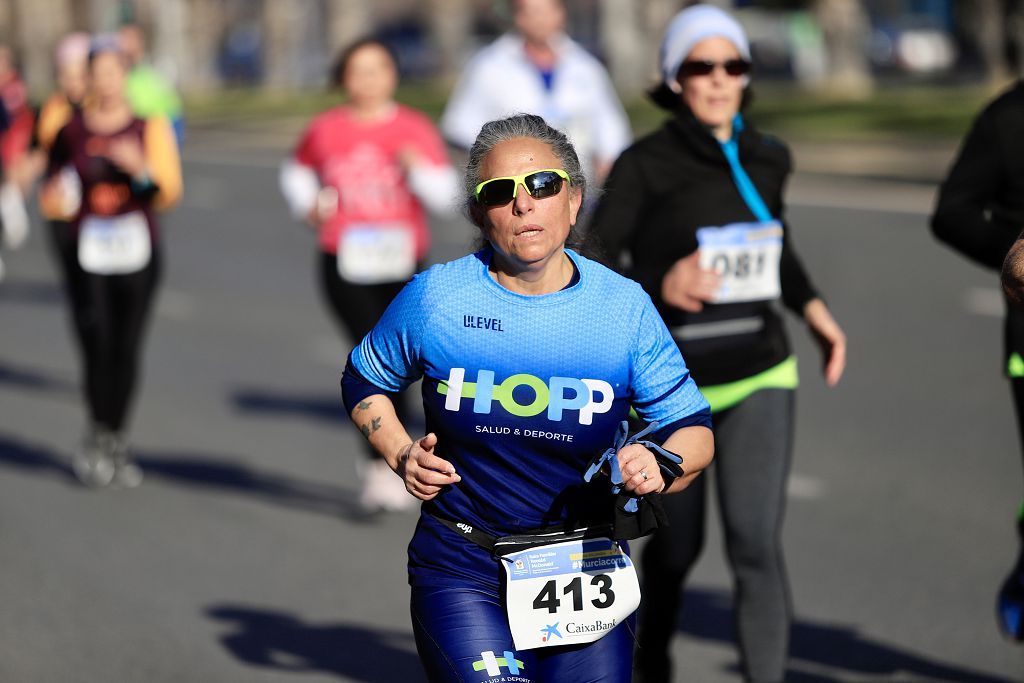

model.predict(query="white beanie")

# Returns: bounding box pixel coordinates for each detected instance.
[659,4,751,87]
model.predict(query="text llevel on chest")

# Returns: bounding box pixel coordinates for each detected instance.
[463,315,505,332]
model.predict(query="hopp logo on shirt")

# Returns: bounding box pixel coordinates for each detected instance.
[439,369,613,424]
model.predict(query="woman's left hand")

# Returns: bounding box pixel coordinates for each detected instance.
[105,136,147,179]
[397,145,423,172]
[804,298,846,387]
[616,443,666,495]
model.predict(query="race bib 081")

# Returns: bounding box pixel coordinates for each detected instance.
[697,220,783,303]
[501,537,640,651]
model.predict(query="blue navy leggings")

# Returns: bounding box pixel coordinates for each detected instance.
[411,582,635,682]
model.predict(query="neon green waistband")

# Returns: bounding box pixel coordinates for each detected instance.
[1008,352,1024,378]
[700,356,798,413]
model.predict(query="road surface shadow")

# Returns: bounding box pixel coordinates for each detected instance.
[0,278,63,305]
[0,434,383,522]
[206,605,425,682]
[0,359,74,392]
[230,386,427,435]
[0,433,77,483]
[674,587,1016,683]
[231,387,347,425]
[136,450,373,520]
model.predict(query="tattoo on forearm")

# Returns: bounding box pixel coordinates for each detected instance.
[356,400,373,412]
[359,416,383,440]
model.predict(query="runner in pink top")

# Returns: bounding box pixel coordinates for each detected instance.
[292,103,449,260]
[280,37,458,514]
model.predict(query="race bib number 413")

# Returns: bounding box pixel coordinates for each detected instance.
[501,537,640,651]
[697,220,783,304]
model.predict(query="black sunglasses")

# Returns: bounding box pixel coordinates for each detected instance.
[677,58,752,79]
[473,169,570,207]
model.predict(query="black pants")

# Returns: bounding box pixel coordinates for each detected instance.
[319,251,407,346]
[47,220,91,342]
[1011,379,1024,470]
[54,223,161,433]
[319,251,413,456]
[637,389,795,683]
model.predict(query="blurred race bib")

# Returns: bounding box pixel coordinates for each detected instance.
[78,211,151,275]
[337,223,415,284]
[696,221,783,303]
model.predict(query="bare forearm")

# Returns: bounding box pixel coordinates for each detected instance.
[803,297,831,327]
[349,394,414,470]
[662,425,714,494]
[803,297,847,386]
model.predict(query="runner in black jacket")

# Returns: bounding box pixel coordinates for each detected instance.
[932,80,1024,641]
[590,6,846,682]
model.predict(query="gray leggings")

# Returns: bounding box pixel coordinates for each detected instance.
[637,388,795,683]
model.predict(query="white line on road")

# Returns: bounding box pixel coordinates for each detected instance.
[311,335,349,368]
[962,286,1004,317]
[181,150,939,218]
[787,175,937,216]
[183,150,282,170]
[157,289,196,321]
[180,174,229,210]
[788,472,826,500]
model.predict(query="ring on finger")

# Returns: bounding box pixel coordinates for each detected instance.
[640,470,649,481]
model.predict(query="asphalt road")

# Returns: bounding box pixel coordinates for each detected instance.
[0,126,1021,682]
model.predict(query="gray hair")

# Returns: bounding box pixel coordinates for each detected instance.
[463,113,586,220]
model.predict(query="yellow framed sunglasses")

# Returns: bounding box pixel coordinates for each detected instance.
[473,169,570,206]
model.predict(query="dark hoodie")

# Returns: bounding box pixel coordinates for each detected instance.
[590,107,819,386]
[931,81,1024,367]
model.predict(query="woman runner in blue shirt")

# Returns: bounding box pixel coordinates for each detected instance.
[341,113,713,682]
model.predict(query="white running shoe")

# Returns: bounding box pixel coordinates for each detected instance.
[0,182,29,250]
[73,430,115,488]
[358,459,417,513]
[112,461,144,489]
[109,433,144,489]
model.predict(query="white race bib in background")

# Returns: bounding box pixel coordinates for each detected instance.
[697,221,783,303]
[501,537,640,651]
[78,211,151,275]
[336,223,415,284]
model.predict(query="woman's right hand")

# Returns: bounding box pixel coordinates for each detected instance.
[395,433,461,501]
[305,186,338,229]
[661,252,720,312]
[39,176,67,217]
[304,205,321,229]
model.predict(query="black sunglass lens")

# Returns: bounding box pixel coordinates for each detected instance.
[479,179,516,205]
[725,59,751,76]
[679,60,715,78]
[526,172,562,198]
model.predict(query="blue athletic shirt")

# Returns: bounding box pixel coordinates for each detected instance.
[350,247,711,587]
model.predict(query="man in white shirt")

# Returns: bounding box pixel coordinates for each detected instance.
[441,0,631,185]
